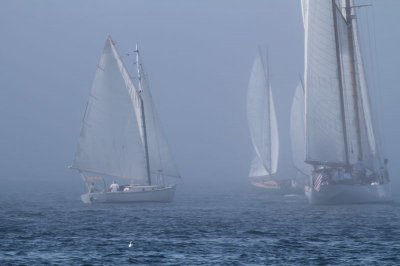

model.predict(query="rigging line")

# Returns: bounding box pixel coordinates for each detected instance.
[353,7,380,162]
[332,0,350,165]
[369,4,385,157]
[357,4,383,160]
[336,7,353,153]
[140,60,171,175]
[141,62,163,172]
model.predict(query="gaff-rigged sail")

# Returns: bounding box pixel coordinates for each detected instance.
[304,0,379,170]
[304,0,347,165]
[247,53,279,178]
[72,37,147,183]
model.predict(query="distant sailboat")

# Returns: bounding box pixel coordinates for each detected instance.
[247,52,298,194]
[302,0,391,204]
[70,36,181,203]
[290,83,311,189]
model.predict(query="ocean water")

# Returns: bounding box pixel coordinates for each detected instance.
[1,186,399,265]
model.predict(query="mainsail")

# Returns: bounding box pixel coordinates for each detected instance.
[72,37,180,184]
[304,0,378,170]
[247,52,279,178]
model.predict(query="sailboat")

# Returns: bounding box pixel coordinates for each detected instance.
[302,0,391,204]
[70,36,181,203]
[247,52,297,194]
[290,83,312,191]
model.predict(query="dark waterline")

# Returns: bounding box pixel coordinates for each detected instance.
[1,187,399,265]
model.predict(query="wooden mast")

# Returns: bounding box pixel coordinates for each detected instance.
[345,0,363,161]
[135,45,152,185]
[332,0,350,166]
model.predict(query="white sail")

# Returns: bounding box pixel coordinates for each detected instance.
[138,63,181,178]
[304,0,348,165]
[303,0,391,204]
[335,5,369,165]
[247,53,279,178]
[304,0,380,168]
[352,10,379,169]
[301,0,309,29]
[290,84,311,175]
[72,37,147,183]
[249,152,269,178]
[270,89,279,174]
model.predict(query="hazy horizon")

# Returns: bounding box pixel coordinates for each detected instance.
[1,0,399,196]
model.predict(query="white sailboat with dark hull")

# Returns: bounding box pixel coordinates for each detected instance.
[71,36,181,203]
[302,0,391,204]
[247,52,301,194]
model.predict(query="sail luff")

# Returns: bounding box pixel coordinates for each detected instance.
[135,46,152,185]
[108,38,142,121]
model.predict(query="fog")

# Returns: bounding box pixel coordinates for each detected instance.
[0,0,399,196]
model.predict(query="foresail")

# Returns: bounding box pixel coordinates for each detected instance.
[290,84,312,175]
[249,152,269,178]
[72,37,147,183]
[352,9,380,169]
[304,0,347,165]
[247,53,275,174]
[335,6,364,165]
[139,65,181,178]
[332,1,377,167]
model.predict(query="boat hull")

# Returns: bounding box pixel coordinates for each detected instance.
[81,185,176,204]
[305,183,391,205]
[251,181,304,196]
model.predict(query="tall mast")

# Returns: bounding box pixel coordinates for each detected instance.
[345,0,363,161]
[332,0,350,165]
[135,44,152,185]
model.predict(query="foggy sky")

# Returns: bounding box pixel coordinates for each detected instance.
[0,0,399,194]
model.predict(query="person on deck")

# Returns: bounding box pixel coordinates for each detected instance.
[88,183,96,193]
[110,181,119,192]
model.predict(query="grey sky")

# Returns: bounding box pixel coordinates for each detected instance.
[0,0,399,193]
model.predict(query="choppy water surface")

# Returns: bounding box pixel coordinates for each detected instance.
[1,188,399,265]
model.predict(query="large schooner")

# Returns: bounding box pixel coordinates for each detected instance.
[302,0,391,204]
